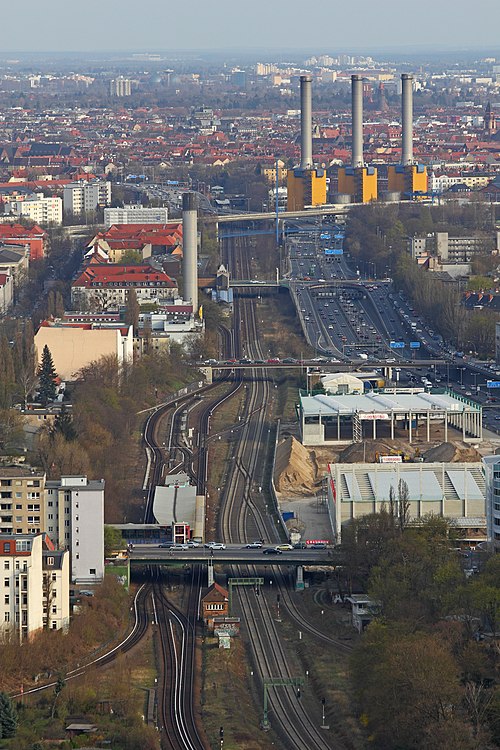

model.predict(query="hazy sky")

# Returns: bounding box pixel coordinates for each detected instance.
[4,0,500,53]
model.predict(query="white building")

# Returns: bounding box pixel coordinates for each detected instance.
[7,194,62,225]
[63,181,112,216]
[482,456,500,550]
[0,272,13,314]
[327,462,486,543]
[45,476,105,584]
[0,533,70,641]
[104,204,168,226]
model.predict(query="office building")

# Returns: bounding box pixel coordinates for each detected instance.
[104,204,168,226]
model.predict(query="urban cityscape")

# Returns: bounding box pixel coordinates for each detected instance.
[0,2,499,748]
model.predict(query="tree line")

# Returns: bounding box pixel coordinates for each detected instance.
[341,508,500,749]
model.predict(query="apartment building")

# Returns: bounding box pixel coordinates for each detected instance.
[45,476,104,584]
[0,533,69,642]
[0,272,13,314]
[71,264,177,310]
[110,77,132,97]
[7,194,62,225]
[104,204,168,226]
[0,468,46,536]
[63,181,112,216]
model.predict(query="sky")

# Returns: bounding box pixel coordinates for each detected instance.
[3,0,500,54]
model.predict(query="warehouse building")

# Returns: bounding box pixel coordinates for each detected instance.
[327,462,486,543]
[299,389,482,446]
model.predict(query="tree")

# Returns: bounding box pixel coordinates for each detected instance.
[104,525,125,557]
[124,288,140,332]
[0,691,18,738]
[38,345,58,405]
[13,320,37,408]
[52,403,76,441]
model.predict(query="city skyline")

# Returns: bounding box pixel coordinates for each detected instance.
[3,0,500,54]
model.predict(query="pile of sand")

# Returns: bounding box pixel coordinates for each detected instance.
[338,439,414,464]
[423,441,482,463]
[274,436,317,494]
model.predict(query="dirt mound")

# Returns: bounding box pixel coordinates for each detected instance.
[274,436,317,494]
[423,441,482,463]
[339,439,414,464]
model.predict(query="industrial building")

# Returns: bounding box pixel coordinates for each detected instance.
[327,461,486,543]
[387,74,428,199]
[299,389,482,445]
[337,75,378,203]
[287,76,327,211]
[152,473,204,542]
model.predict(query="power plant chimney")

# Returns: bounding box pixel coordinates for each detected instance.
[300,75,313,170]
[351,74,364,168]
[182,192,198,313]
[401,73,414,166]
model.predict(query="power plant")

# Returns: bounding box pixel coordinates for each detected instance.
[387,73,427,199]
[182,192,198,313]
[287,75,327,211]
[336,74,378,203]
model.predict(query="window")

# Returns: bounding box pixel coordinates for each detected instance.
[15,493,21,499]
[46,557,54,566]
[4,578,8,587]
[4,543,10,553]
[48,501,53,507]
[15,517,22,523]
[51,622,57,630]
[4,595,9,605]
[52,573,57,582]
[76,553,79,559]
[16,540,31,552]
[52,590,56,598]
[52,606,57,614]
[3,561,9,570]
[15,505,22,510]
[90,569,96,575]
[4,612,9,622]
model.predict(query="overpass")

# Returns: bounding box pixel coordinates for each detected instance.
[129,545,337,590]
[216,204,351,225]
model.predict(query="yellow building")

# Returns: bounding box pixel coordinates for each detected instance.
[387,164,427,198]
[260,160,287,185]
[337,166,378,203]
[287,168,327,211]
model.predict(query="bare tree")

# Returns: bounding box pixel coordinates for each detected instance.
[398,479,411,532]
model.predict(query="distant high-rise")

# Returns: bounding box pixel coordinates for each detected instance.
[110,77,132,97]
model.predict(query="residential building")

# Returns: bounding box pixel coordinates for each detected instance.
[482,456,500,550]
[201,583,229,629]
[0,533,69,641]
[104,204,168,226]
[63,181,112,216]
[0,223,47,262]
[0,467,46,536]
[110,77,132,97]
[407,231,499,263]
[7,194,62,225]
[34,321,134,380]
[45,476,105,584]
[71,265,177,310]
[0,245,29,285]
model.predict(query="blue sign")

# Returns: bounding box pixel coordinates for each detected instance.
[487,380,500,389]
[324,248,343,256]
[390,341,405,349]
[410,341,421,349]
[320,232,331,240]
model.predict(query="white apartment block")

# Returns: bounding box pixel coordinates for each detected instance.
[63,181,112,216]
[0,468,46,536]
[45,476,104,584]
[104,204,168,226]
[0,533,69,642]
[429,172,492,194]
[7,194,62,225]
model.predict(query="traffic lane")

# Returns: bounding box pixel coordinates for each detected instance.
[129,547,333,562]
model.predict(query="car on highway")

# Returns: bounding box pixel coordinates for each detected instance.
[171,543,189,550]
[158,542,174,548]
[205,542,226,550]
[186,540,200,547]
[262,547,282,555]
[276,543,294,551]
[242,542,262,549]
